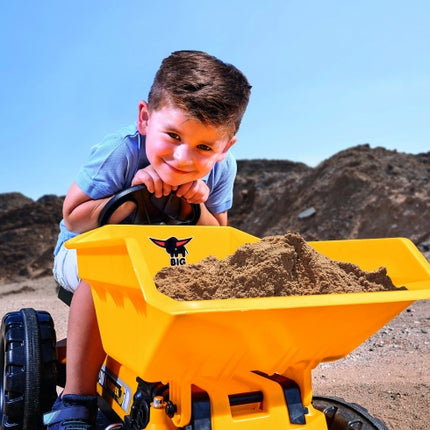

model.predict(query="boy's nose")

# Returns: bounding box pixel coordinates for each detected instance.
[173,144,192,164]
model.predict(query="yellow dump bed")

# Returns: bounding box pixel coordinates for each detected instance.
[67,225,430,413]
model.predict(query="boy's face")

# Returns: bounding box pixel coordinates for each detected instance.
[137,101,237,186]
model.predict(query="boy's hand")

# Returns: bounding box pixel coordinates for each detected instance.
[176,180,209,204]
[132,167,209,204]
[132,166,177,198]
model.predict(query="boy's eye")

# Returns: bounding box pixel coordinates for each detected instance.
[197,144,212,152]
[167,132,181,141]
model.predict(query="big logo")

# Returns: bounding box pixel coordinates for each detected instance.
[150,236,193,266]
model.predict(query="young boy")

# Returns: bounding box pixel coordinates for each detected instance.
[45,50,251,429]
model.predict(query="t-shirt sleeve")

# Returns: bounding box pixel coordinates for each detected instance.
[205,152,237,214]
[75,131,137,199]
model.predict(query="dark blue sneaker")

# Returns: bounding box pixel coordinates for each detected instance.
[43,394,97,430]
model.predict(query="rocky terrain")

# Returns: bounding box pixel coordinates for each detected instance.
[230,144,430,251]
[0,193,63,280]
[1,143,429,282]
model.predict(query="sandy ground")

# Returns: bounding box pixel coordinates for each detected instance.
[0,277,429,429]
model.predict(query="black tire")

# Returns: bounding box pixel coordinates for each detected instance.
[312,395,389,430]
[0,308,57,430]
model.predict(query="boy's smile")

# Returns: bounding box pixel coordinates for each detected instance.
[137,101,236,186]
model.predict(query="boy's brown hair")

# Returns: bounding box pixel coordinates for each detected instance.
[148,50,251,137]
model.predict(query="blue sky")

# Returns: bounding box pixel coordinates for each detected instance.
[1,1,429,200]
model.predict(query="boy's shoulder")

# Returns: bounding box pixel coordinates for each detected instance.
[206,150,236,182]
[222,150,237,168]
[93,123,140,152]
[103,123,138,141]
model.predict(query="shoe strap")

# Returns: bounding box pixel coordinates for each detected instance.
[43,405,92,426]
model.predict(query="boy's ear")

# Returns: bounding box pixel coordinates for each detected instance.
[137,101,150,134]
[217,136,237,161]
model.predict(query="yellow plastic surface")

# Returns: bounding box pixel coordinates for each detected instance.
[67,225,430,426]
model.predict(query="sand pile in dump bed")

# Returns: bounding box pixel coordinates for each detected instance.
[154,232,405,301]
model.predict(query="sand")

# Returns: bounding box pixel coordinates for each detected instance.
[155,232,403,300]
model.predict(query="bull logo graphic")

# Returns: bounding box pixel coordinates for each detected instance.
[150,236,193,266]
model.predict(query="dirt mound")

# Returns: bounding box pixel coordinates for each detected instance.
[155,232,402,300]
[230,144,430,259]
[0,193,63,281]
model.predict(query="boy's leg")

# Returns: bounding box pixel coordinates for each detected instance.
[44,280,105,429]
[63,279,106,395]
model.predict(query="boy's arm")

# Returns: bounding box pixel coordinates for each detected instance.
[62,182,132,233]
[198,205,228,226]
[63,180,228,231]
[175,179,228,226]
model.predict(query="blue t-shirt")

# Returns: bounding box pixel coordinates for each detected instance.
[55,124,237,254]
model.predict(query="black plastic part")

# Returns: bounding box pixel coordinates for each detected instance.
[0,308,57,430]
[312,395,389,430]
[98,184,201,227]
[185,389,212,430]
[96,395,123,429]
[253,371,307,425]
[58,286,74,307]
[183,378,305,429]
[56,360,66,389]
[228,390,263,406]
[165,400,177,418]
[123,379,170,430]
[123,380,151,430]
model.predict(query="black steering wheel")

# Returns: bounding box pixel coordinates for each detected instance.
[98,184,201,227]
